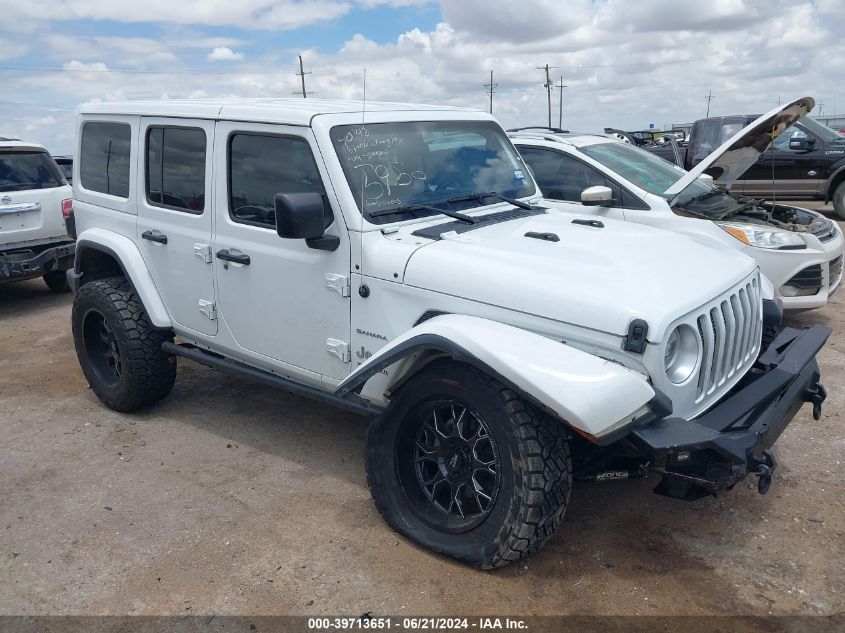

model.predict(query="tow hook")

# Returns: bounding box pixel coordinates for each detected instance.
[753,450,777,495]
[805,383,827,421]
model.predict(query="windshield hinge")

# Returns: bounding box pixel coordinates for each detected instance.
[327,338,351,363]
[325,273,351,297]
[193,243,213,264]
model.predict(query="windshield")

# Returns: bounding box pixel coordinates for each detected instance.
[578,140,747,218]
[333,120,536,224]
[800,117,844,142]
[0,151,66,192]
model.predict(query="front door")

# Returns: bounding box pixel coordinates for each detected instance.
[212,122,351,381]
[739,123,825,198]
[136,118,217,336]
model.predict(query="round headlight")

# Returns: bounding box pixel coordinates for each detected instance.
[664,324,700,384]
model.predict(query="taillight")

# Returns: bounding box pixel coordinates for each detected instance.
[62,198,73,219]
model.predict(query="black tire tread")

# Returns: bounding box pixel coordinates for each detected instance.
[762,323,779,352]
[366,364,571,570]
[72,277,175,412]
[832,182,845,221]
[43,271,70,293]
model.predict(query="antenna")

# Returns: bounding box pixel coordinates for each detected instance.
[293,55,313,98]
[362,67,367,120]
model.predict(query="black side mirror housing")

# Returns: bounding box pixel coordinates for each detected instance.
[274,192,339,251]
[788,136,814,152]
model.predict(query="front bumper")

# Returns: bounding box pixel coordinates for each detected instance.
[0,241,75,284]
[629,324,830,500]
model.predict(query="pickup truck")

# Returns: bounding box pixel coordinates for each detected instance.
[640,114,845,219]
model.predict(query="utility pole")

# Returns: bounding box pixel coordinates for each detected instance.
[536,64,558,128]
[483,69,498,114]
[293,55,312,98]
[817,100,824,118]
[557,76,566,129]
[705,90,714,117]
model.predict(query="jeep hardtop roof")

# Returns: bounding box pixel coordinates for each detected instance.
[79,98,477,127]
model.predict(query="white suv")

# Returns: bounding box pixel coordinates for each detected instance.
[510,98,845,311]
[1,139,75,291]
[68,99,829,569]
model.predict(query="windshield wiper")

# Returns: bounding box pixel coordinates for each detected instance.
[446,192,534,210]
[369,203,477,224]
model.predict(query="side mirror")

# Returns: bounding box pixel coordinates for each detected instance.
[581,185,613,207]
[788,135,814,152]
[274,192,339,251]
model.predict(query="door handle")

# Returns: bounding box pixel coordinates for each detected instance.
[141,229,168,244]
[216,248,250,266]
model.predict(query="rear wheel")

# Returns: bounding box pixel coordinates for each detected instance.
[366,362,572,569]
[833,182,845,221]
[71,276,176,412]
[43,271,69,292]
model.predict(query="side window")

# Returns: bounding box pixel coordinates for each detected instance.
[80,122,131,198]
[691,120,721,163]
[228,133,330,229]
[146,126,206,213]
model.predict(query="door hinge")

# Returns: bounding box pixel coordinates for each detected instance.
[325,273,351,297]
[198,299,217,320]
[326,338,351,363]
[194,243,213,264]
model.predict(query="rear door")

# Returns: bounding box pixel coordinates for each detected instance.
[136,118,217,336]
[0,148,71,245]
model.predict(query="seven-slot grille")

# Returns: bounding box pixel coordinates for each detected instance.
[695,275,761,403]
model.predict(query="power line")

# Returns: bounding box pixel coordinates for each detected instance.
[536,63,558,128]
[293,54,313,98]
[483,69,497,114]
[705,89,715,117]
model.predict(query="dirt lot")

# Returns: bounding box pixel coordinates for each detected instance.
[1,204,843,617]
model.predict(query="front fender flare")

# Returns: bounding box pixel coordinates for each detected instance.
[74,228,171,328]
[335,315,657,439]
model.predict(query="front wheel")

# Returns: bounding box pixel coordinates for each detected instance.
[833,182,845,221]
[366,362,572,569]
[71,276,176,412]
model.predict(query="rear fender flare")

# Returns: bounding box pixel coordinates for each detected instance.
[335,314,656,440]
[74,228,171,328]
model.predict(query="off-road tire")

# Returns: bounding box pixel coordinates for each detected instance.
[72,276,176,412]
[43,271,69,292]
[366,361,572,569]
[833,182,845,221]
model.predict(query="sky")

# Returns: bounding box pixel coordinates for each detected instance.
[0,0,843,155]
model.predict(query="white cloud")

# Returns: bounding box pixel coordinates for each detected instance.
[208,46,245,61]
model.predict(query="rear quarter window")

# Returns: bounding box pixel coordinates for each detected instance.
[0,151,65,192]
[80,122,131,198]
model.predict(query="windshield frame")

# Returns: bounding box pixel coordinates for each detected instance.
[329,119,538,225]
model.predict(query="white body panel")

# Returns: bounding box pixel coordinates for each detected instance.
[512,135,845,309]
[338,314,655,438]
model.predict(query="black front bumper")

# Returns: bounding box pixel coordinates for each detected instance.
[0,241,75,283]
[629,325,830,500]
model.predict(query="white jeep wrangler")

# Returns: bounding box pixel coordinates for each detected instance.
[68,99,829,569]
[1,138,75,291]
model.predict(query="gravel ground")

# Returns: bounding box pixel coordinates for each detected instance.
[0,203,843,617]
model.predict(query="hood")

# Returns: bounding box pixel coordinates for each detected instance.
[665,96,815,198]
[402,211,757,340]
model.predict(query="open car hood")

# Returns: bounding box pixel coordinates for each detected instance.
[664,96,815,198]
